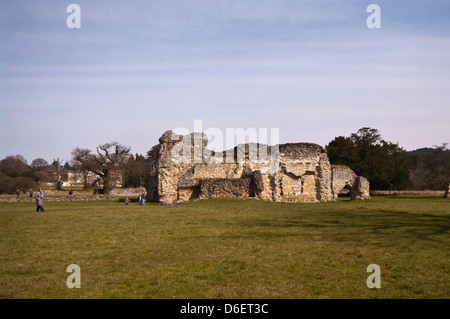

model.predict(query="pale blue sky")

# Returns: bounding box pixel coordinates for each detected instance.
[1,0,449,164]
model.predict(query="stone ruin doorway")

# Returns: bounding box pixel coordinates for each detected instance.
[338,184,352,198]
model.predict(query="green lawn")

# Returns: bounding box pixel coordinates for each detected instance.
[0,196,448,299]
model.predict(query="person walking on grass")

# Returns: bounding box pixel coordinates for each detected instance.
[16,189,20,199]
[29,189,33,198]
[35,188,45,212]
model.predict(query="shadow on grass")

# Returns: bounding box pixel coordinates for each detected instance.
[230,207,450,244]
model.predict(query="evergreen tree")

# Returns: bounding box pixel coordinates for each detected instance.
[326,127,411,190]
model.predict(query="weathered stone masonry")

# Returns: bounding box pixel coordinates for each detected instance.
[146,131,370,205]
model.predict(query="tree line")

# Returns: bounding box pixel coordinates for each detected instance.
[326,127,449,190]
[0,142,147,194]
[1,128,449,194]
[0,155,62,194]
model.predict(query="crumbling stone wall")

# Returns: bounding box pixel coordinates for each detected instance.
[331,165,356,197]
[331,165,371,200]
[107,187,146,196]
[351,176,371,200]
[0,194,118,203]
[146,130,370,205]
[199,178,252,200]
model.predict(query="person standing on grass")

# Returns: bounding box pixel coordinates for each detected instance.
[16,189,20,199]
[35,188,45,212]
[29,189,33,198]
[138,193,142,206]
[125,197,129,205]
[141,191,146,206]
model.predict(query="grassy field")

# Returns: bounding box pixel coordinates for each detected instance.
[0,196,448,299]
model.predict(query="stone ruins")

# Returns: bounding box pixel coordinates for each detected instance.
[146,131,370,206]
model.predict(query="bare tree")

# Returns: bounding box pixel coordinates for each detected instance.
[31,158,49,169]
[71,142,131,193]
[0,155,30,177]
[0,155,37,193]
[31,158,51,183]
[70,148,92,190]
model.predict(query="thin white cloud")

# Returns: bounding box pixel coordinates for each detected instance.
[1,0,450,162]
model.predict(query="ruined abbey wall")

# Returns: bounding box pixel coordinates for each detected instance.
[146,131,370,205]
[331,165,371,200]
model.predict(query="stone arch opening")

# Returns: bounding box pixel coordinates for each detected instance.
[338,184,352,197]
